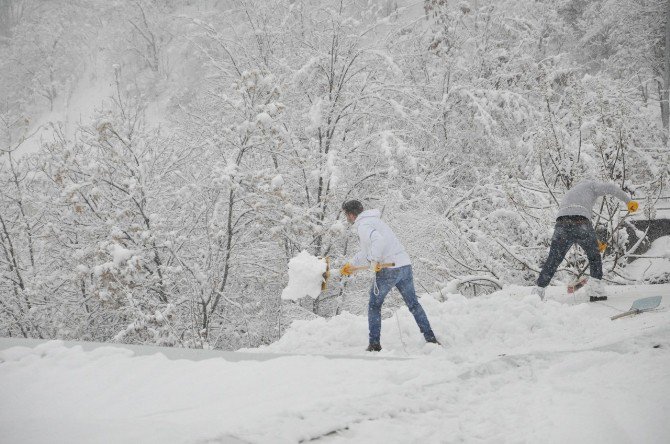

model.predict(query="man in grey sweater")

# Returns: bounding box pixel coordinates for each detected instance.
[533,180,639,301]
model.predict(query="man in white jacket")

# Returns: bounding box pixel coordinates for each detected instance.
[340,200,439,351]
[533,180,638,302]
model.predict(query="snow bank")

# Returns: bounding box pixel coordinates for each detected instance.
[281,251,327,301]
[264,284,670,358]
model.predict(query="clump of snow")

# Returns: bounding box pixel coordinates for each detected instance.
[110,244,135,266]
[92,242,138,277]
[271,174,284,189]
[281,251,327,301]
[255,112,272,128]
[329,219,346,235]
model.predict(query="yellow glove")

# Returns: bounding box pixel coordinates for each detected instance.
[627,200,639,213]
[340,263,353,276]
[597,241,607,253]
[372,262,383,273]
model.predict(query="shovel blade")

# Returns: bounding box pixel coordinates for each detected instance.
[630,296,662,311]
[611,296,663,321]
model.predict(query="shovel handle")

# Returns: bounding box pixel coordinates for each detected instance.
[320,258,396,291]
[349,262,395,273]
[321,257,330,291]
[611,309,640,320]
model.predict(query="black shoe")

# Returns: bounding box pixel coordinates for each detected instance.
[426,337,441,345]
[589,296,608,302]
[366,343,382,352]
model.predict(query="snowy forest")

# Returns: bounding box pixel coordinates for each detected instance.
[1,0,669,349]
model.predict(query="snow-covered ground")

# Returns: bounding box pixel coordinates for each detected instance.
[1,284,669,443]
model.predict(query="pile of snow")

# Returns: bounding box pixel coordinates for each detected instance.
[281,251,327,301]
[263,284,670,358]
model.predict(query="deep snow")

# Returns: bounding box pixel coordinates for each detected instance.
[1,284,669,443]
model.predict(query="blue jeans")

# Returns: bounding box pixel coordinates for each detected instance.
[536,218,602,288]
[368,265,436,344]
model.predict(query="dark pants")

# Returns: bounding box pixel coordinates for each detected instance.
[368,265,436,344]
[537,217,602,288]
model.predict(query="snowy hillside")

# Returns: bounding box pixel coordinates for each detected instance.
[2,284,669,443]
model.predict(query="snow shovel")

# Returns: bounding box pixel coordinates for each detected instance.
[610,296,663,320]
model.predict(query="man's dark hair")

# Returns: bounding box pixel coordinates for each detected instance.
[342,200,364,216]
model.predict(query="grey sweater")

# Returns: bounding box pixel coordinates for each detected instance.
[556,181,630,220]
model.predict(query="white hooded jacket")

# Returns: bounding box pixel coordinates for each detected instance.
[350,209,411,268]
